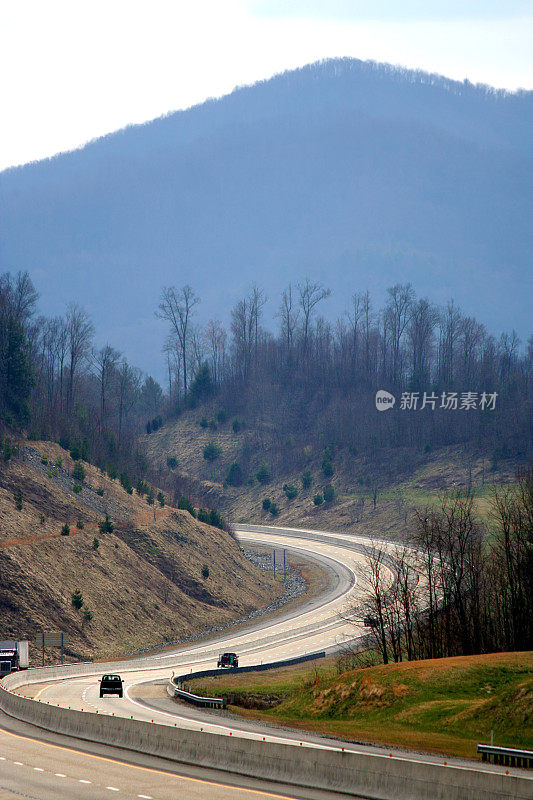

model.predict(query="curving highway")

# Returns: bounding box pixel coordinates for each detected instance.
[1,525,530,800]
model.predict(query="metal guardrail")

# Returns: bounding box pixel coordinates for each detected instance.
[477,744,533,769]
[174,687,227,709]
[170,650,326,708]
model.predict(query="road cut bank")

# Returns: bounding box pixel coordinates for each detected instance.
[1,676,531,800]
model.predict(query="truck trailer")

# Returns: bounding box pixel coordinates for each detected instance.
[0,641,29,676]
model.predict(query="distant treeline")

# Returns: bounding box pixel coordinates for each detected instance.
[158,280,532,464]
[0,270,162,475]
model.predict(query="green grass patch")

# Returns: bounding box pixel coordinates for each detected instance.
[190,652,533,759]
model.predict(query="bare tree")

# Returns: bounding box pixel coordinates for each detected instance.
[384,283,414,383]
[278,284,299,363]
[115,360,141,444]
[92,344,120,431]
[407,298,437,390]
[156,286,199,394]
[66,304,94,412]
[204,319,227,386]
[297,279,330,357]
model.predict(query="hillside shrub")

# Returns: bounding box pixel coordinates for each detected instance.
[76,519,84,529]
[322,459,334,478]
[323,484,335,503]
[232,418,243,433]
[92,537,99,550]
[157,491,165,507]
[283,484,298,500]
[71,588,84,609]
[313,494,323,506]
[119,472,133,494]
[107,465,118,480]
[256,462,271,484]
[39,514,45,525]
[61,523,70,536]
[301,470,312,490]
[197,507,226,529]
[269,502,280,516]
[177,496,196,517]
[96,488,104,496]
[14,490,22,510]
[73,483,82,494]
[146,489,155,505]
[72,462,85,482]
[189,362,214,404]
[3,439,17,461]
[226,462,243,486]
[202,564,209,579]
[166,456,178,470]
[203,442,221,461]
[40,455,48,465]
[136,479,148,496]
[262,498,271,511]
[200,417,208,429]
[70,445,81,460]
[208,509,224,528]
[216,409,227,425]
[208,418,217,430]
[99,515,114,533]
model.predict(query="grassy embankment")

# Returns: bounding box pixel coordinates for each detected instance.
[189,651,533,759]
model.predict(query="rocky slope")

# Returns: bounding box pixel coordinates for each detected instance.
[0,440,281,663]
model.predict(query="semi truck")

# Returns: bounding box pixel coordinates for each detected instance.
[0,641,29,676]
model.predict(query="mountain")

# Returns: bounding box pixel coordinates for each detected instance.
[1,58,532,376]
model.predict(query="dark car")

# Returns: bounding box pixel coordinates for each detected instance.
[217,652,238,668]
[363,615,379,627]
[99,674,123,697]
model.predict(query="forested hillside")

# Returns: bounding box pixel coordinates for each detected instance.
[151,279,531,476]
[2,58,532,374]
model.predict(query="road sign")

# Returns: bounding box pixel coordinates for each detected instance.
[35,632,69,665]
[34,633,69,647]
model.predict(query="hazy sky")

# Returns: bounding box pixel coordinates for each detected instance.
[1,0,532,171]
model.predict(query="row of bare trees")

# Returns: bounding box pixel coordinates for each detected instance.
[1,271,165,471]
[353,469,533,664]
[157,280,531,460]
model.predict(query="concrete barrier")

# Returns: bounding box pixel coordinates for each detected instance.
[1,684,531,799]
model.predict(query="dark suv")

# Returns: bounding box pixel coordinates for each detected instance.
[217,652,238,668]
[99,674,123,697]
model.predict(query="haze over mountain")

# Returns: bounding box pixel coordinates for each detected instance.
[1,58,532,376]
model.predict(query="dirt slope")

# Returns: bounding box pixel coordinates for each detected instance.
[0,441,281,663]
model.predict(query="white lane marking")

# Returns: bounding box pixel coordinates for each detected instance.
[106,787,120,791]
[79,779,92,783]
[138,795,152,799]
[124,683,334,749]
[55,773,66,777]
[150,540,359,660]
[34,767,44,772]
[0,756,5,760]
[14,761,24,765]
